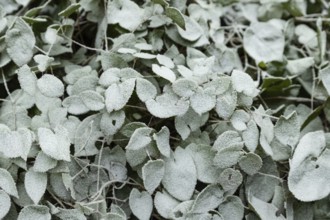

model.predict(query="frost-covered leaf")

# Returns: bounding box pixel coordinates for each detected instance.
[142,159,165,194]
[214,145,243,169]
[216,88,237,119]
[25,170,47,204]
[107,0,144,31]
[33,151,57,172]
[249,195,286,220]
[126,127,153,150]
[62,95,89,115]
[133,52,156,59]
[286,57,314,76]
[17,65,37,96]
[177,16,202,41]
[213,130,242,152]
[154,191,179,219]
[105,78,135,112]
[165,7,185,29]
[219,168,243,191]
[239,153,263,175]
[0,190,10,219]
[191,184,224,214]
[6,18,36,66]
[0,168,18,197]
[190,88,216,115]
[230,110,250,131]
[55,208,86,220]
[17,205,51,220]
[152,64,176,82]
[38,126,71,161]
[153,126,171,157]
[37,74,64,98]
[156,54,175,68]
[242,120,259,152]
[243,21,285,63]
[136,78,157,102]
[162,147,197,201]
[100,111,125,136]
[172,78,198,97]
[231,70,258,97]
[129,188,153,220]
[288,131,330,201]
[319,66,330,96]
[274,111,299,147]
[218,196,244,220]
[79,90,105,111]
[33,54,54,72]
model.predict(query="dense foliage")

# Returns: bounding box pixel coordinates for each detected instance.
[0,0,330,219]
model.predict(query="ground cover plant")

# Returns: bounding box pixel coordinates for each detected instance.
[0,0,330,219]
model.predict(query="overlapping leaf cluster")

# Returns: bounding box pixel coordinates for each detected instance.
[0,0,330,219]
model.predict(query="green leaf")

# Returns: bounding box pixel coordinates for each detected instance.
[5,18,36,66]
[238,153,263,175]
[165,7,185,29]
[126,127,154,150]
[218,168,243,191]
[153,126,171,157]
[38,126,71,161]
[162,147,197,201]
[25,170,47,204]
[151,0,169,7]
[0,168,18,197]
[17,205,51,220]
[37,74,64,98]
[129,189,153,220]
[142,159,165,194]
[79,90,105,111]
[288,131,330,201]
[191,184,224,214]
[218,196,244,220]
[243,21,285,63]
[0,190,11,219]
[58,3,80,17]
[136,78,157,102]
[300,103,326,131]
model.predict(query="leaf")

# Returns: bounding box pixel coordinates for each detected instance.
[153,126,171,157]
[133,52,156,59]
[100,111,125,136]
[165,7,185,29]
[215,88,237,119]
[136,78,157,102]
[0,168,18,197]
[154,191,179,219]
[249,195,286,220]
[238,153,263,175]
[33,54,54,72]
[55,208,87,220]
[243,21,285,63]
[288,131,330,201]
[33,151,58,172]
[242,120,259,152]
[25,170,47,204]
[172,78,198,97]
[5,18,36,66]
[177,16,203,41]
[142,159,165,194]
[129,189,153,220]
[152,64,176,82]
[274,111,299,147]
[162,147,197,201]
[38,126,71,161]
[0,190,11,219]
[190,88,216,115]
[62,95,89,115]
[107,0,144,31]
[212,130,242,151]
[79,90,105,111]
[58,3,80,17]
[191,184,224,214]
[231,70,258,97]
[319,66,330,96]
[156,54,175,68]
[218,168,243,191]
[17,65,37,96]
[37,74,64,98]
[126,127,153,150]
[286,57,314,76]
[218,196,244,220]
[151,0,169,7]
[230,110,250,131]
[105,78,135,112]
[17,205,51,220]
[186,144,219,183]
[213,145,243,169]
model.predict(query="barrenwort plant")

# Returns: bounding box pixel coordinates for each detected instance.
[0,0,330,219]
